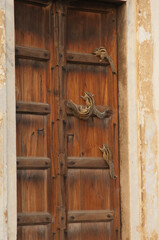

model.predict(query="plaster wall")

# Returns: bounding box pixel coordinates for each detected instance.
[0,0,16,239]
[119,0,159,239]
[137,0,159,239]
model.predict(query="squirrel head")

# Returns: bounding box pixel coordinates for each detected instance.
[81,92,94,106]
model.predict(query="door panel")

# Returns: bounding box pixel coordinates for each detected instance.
[17,225,50,240]
[65,3,119,240]
[67,9,101,52]
[15,3,50,48]
[15,1,120,239]
[15,1,52,239]
[68,222,112,240]
[16,59,47,103]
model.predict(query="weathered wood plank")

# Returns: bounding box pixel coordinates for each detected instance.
[68,210,114,223]
[68,1,126,13]
[15,0,51,5]
[17,212,52,226]
[67,157,109,169]
[15,45,50,61]
[66,51,109,66]
[108,0,126,1]
[16,101,50,115]
[17,157,51,169]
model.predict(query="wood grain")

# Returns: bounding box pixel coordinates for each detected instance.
[16,101,50,115]
[17,225,49,240]
[68,210,114,223]
[15,2,50,48]
[15,45,50,61]
[66,6,120,240]
[66,51,109,66]
[15,58,47,103]
[15,2,52,239]
[15,1,120,239]
[17,157,51,169]
[17,212,52,226]
[15,0,51,5]
[67,157,109,169]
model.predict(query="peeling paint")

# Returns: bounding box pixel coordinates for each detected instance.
[0,9,6,89]
[0,1,16,239]
[138,26,151,44]
[4,210,7,224]
[150,231,158,240]
[137,0,159,239]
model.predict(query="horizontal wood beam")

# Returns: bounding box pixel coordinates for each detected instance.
[17,212,52,226]
[17,157,51,169]
[16,101,50,115]
[66,51,109,66]
[68,1,125,12]
[15,0,51,5]
[15,45,50,61]
[68,210,114,223]
[67,157,108,169]
[100,0,126,2]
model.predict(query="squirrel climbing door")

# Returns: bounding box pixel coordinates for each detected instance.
[15,0,120,239]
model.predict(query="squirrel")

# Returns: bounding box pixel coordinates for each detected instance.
[92,47,117,74]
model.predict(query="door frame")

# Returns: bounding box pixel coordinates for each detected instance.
[0,0,16,239]
[0,0,141,239]
[117,1,141,239]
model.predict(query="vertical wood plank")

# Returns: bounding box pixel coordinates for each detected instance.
[15,2,53,240]
[66,5,120,240]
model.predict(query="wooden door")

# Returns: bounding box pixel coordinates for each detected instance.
[15,1,120,239]
[65,2,120,240]
[15,1,53,239]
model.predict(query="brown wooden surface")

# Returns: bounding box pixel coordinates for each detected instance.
[66,51,109,66]
[17,157,51,169]
[15,1,53,240]
[16,101,50,115]
[15,45,50,61]
[68,210,114,223]
[16,0,51,5]
[67,157,109,169]
[15,0,120,239]
[17,212,52,226]
[66,4,120,240]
